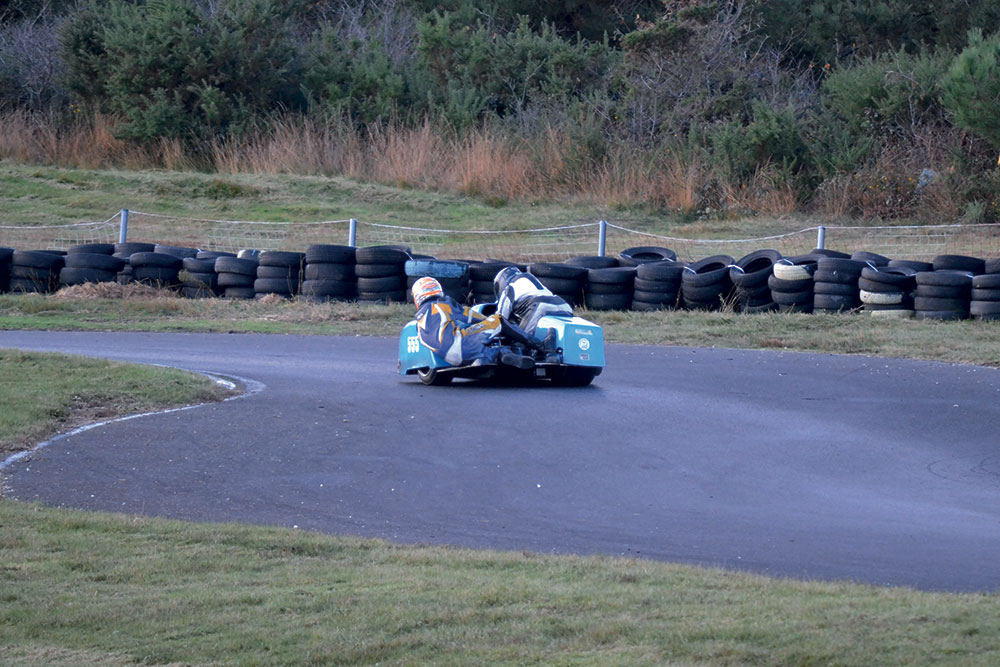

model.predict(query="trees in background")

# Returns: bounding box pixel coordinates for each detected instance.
[3,0,1000,219]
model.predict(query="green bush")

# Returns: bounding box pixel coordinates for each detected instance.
[60,0,305,147]
[760,0,1000,65]
[707,101,810,186]
[942,29,1000,152]
[822,48,952,138]
[302,29,415,125]
[417,11,610,126]
[406,0,661,41]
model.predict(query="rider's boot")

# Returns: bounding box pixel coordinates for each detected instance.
[500,318,547,353]
[499,347,535,370]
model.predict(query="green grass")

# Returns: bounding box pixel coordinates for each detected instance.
[2,500,999,666]
[3,159,1000,664]
[0,159,812,236]
[0,348,232,458]
[4,291,1000,368]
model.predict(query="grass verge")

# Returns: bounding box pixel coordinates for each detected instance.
[3,293,1000,665]
[3,289,1000,368]
[2,500,999,666]
[0,348,233,459]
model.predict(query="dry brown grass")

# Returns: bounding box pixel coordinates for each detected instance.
[51,283,175,301]
[0,110,982,223]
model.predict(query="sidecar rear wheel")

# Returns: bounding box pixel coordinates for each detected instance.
[550,367,599,387]
[417,368,452,386]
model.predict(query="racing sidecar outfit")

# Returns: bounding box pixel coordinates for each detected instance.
[496,271,573,335]
[415,295,503,365]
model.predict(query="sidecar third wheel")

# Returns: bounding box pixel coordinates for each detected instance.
[550,367,599,387]
[417,368,453,386]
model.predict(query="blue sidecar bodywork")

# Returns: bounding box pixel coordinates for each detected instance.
[398,313,605,386]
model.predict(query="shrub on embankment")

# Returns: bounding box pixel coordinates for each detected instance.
[5,1,1000,221]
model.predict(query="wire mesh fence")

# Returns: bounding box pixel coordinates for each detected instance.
[3,209,1000,263]
[355,221,602,262]
[602,224,819,262]
[124,211,353,253]
[0,215,120,250]
[816,223,1000,261]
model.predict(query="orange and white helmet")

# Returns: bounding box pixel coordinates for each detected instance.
[411,276,443,307]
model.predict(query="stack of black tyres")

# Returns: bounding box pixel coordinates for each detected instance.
[681,255,735,310]
[566,255,619,269]
[68,242,115,256]
[858,265,917,317]
[180,250,233,298]
[355,245,410,303]
[812,248,851,259]
[60,243,127,286]
[10,250,64,293]
[933,254,985,275]
[154,244,199,260]
[584,267,636,311]
[528,262,588,306]
[769,254,820,313]
[730,249,781,313]
[404,259,470,304]
[468,261,514,304]
[0,247,12,292]
[914,270,974,320]
[129,252,182,288]
[302,244,357,301]
[812,257,866,313]
[254,251,305,298]
[917,254,983,321]
[851,250,890,268]
[632,260,684,310]
[215,255,259,299]
[114,242,155,284]
[971,258,1000,320]
[618,246,677,267]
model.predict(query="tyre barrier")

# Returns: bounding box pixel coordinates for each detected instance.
[59,252,128,287]
[914,270,974,320]
[618,246,677,266]
[5,240,1000,327]
[858,266,916,316]
[566,255,620,269]
[68,242,115,255]
[153,244,199,260]
[404,259,470,304]
[0,246,13,293]
[528,262,588,307]
[468,260,515,304]
[179,257,221,297]
[730,249,781,313]
[585,267,636,311]
[302,244,357,302]
[812,257,866,313]
[355,245,409,303]
[10,250,65,293]
[632,260,684,311]
[215,256,259,299]
[681,255,734,311]
[971,273,1000,320]
[254,250,305,299]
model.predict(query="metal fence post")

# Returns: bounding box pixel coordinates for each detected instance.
[816,225,826,250]
[598,219,607,257]
[119,209,129,243]
[348,218,357,247]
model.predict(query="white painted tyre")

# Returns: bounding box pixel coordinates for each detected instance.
[859,289,905,305]
[773,263,814,281]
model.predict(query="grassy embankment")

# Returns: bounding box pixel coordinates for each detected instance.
[3,161,1000,665]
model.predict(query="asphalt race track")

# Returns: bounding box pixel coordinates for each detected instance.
[2,330,999,592]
